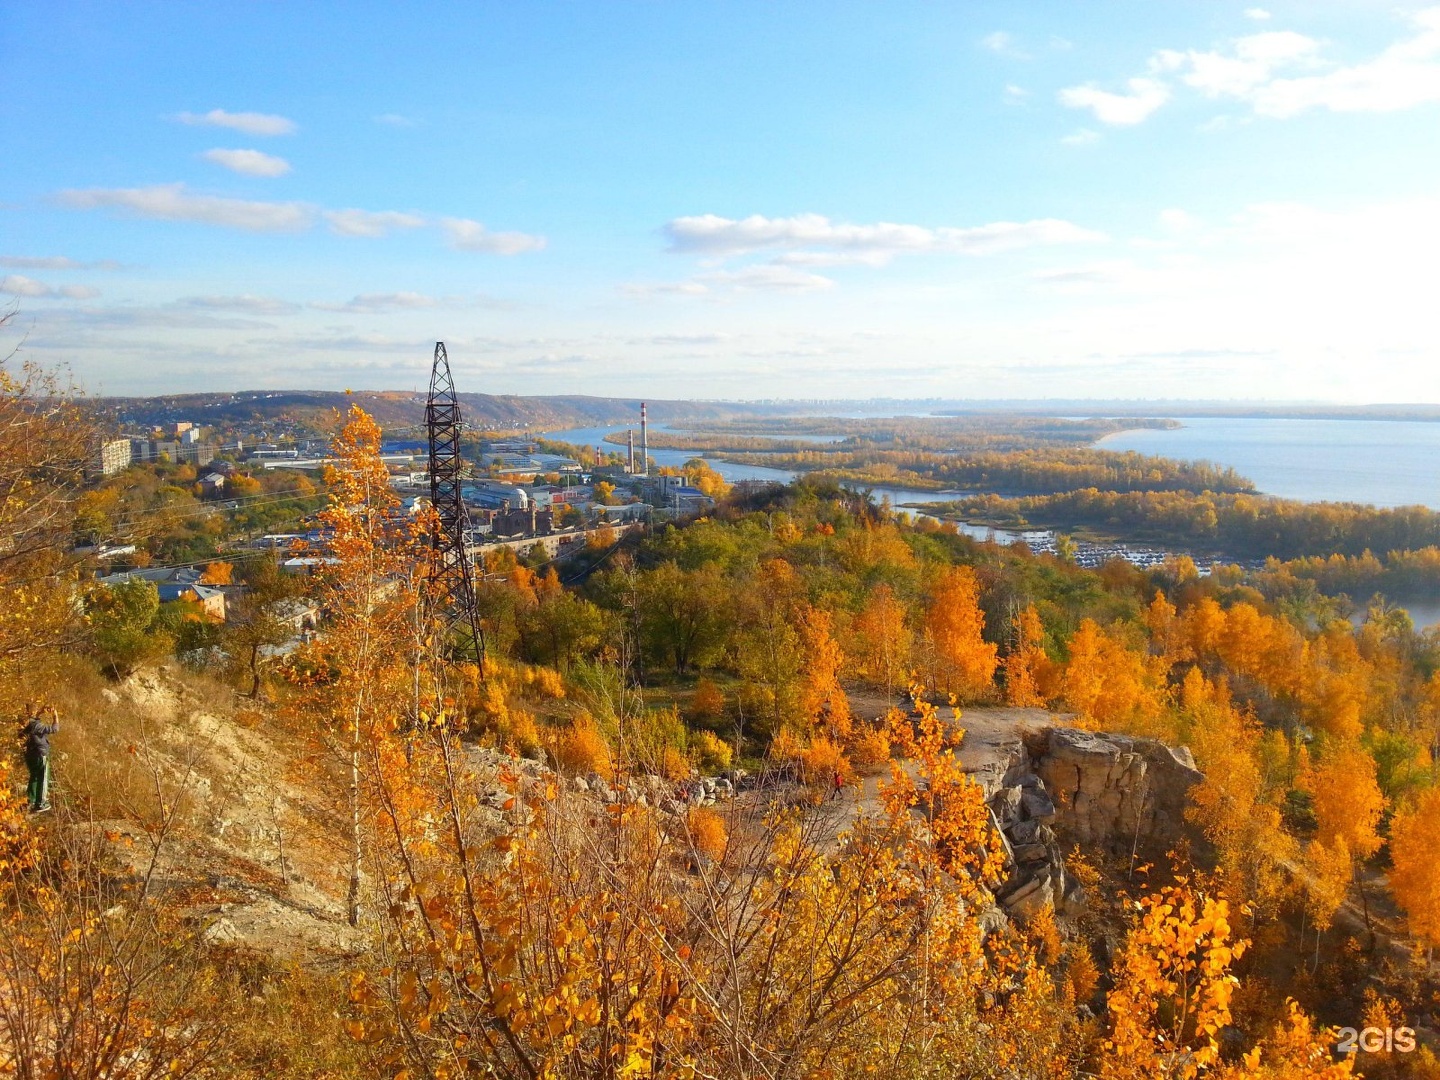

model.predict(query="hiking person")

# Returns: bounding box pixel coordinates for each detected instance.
[831,768,844,801]
[20,702,59,813]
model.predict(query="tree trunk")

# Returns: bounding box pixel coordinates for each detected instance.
[347,708,362,927]
[248,641,262,699]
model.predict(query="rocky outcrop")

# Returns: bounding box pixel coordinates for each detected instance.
[1026,727,1204,853]
[974,725,1205,922]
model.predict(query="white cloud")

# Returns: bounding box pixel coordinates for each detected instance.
[58,183,311,232]
[202,148,292,177]
[0,255,120,270]
[1245,8,1271,20]
[374,113,418,127]
[1058,77,1171,125]
[1250,9,1440,116]
[174,294,300,315]
[1163,31,1322,98]
[981,31,1028,59]
[441,217,548,255]
[1,275,99,299]
[1003,84,1029,104]
[311,291,438,313]
[1083,9,1440,124]
[176,108,297,136]
[1061,128,1101,146]
[324,208,428,237]
[664,212,1105,259]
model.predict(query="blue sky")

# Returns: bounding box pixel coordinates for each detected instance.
[4,2,1440,401]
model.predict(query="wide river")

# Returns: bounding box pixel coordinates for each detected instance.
[541,424,960,514]
[1100,417,1440,510]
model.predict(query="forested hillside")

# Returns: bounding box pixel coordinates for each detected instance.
[7,356,1440,1075]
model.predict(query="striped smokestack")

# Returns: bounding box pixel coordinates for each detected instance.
[641,402,648,477]
[627,428,635,473]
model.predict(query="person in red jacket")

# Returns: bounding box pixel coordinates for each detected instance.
[20,701,59,813]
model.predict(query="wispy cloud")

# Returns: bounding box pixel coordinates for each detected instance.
[441,217,548,255]
[1058,78,1171,125]
[202,148,292,177]
[324,208,428,237]
[1,275,100,299]
[1061,128,1101,146]
[664,212,1105,260]
[1245,8,1272,20]
[700,265,834,292]
[57,183,311,232]
[374,113,418,127]
[176,108,297,136]
[173,294,301,315]
[311,291,439,313]
[981,31,1029,59]
[0,255,121,271]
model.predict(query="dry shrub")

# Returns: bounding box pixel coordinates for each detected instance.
[686,807,728,861]
[799,736,848,786]
[846,722,891,768]
[690,678,725,720]
[553,712,613,780]
[690,729,732,773]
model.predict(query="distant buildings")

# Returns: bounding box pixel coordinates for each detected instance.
[91,438,132,478]
[97,566,228,620]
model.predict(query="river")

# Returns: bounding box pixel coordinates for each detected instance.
[1099,417,1440,510]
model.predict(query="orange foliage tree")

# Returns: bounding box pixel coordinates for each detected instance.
[1388,786,1440,957]
[291,404,439,926]
[850,582,912,703]
[922,565,998,700]
[1004,603,1050,708]
[796,603,851,740]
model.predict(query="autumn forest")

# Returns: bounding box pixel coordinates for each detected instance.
[7,354,1440,1077]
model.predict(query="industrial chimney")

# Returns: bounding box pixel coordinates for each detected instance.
[627,429,635,473]
[640,402,649,477]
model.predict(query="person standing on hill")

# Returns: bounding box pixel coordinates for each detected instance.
[20,702,59,813]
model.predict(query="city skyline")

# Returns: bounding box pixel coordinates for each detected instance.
[5,2,1440,401]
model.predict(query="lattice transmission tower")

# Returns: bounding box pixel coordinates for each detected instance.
[426,341,486,674]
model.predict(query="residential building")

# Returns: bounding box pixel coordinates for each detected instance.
[91,438,132,477]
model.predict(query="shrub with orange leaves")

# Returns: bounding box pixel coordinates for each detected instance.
[552,712,614,780]
[798,735,848,787]
[689,677,725,720]
[845,720,892,768]
[1101,879,1247,1079]
[686,807,728,861]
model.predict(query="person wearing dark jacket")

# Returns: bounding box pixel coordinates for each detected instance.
[20,702,59,813]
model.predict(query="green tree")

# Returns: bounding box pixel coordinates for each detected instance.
[87,578,169,677]
[224,554,303,698]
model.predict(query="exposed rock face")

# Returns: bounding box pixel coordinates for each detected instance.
[1027,728,1203,853]
[974,725,1205,921]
